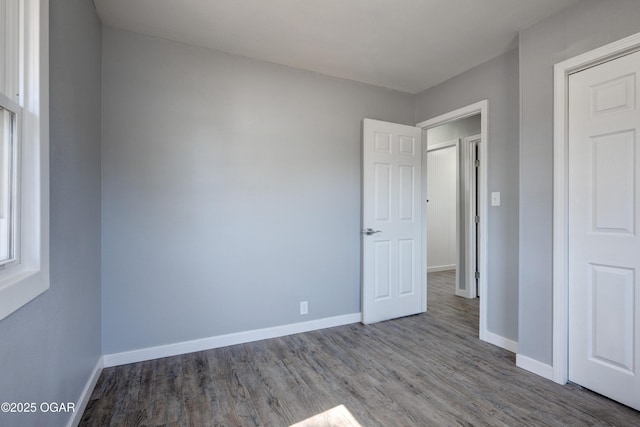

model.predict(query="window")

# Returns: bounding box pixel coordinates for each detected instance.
[0,0,49,320]
[0,0,19,265]
[0,97,18,265]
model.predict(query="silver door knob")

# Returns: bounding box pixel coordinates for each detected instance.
[363,228,382,235]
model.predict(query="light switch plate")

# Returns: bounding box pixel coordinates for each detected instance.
[491,192,501,206]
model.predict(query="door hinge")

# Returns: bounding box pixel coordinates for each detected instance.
[475,215,480,224]
[475,271,480,280]
[475,159,480,167]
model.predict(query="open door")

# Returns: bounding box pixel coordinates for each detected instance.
[362,119,425,324]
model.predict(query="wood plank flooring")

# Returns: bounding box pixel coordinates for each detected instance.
[80,271,640,426]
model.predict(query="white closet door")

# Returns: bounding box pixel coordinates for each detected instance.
[568,50,640,411]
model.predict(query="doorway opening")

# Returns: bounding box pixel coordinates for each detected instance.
[425,115,481,301]
[417,100,489,343]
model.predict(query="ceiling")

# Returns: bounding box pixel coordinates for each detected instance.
[94,0,581,94]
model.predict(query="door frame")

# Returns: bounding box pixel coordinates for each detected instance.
[417,100,488,342]
[553,31,640,384]
[463,134,481,299]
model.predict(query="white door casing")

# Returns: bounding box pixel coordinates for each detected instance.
[362,119,424,324]
[416,100,489,345]
[567,50,640,410]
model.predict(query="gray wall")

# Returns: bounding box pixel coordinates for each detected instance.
[0,1,102,426]
[101,27,414,354]
[519,0,640,365]
[426,114,481,146]
[414,49,520,342]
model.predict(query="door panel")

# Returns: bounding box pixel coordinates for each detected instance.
[399,165,415,221]
[589,131,635,233]
[374,241,391,300]
[589,264,634,372]
[362,119,423,324]
[568,50,640,410]
[374,163,391,221]
[399,239,415,296]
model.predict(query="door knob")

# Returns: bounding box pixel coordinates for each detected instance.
[363,228,382,236]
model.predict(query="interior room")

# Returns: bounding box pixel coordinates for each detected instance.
[1,0,640,425]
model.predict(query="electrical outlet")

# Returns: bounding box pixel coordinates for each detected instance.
[300,301,308,315]
[491,192,501,207]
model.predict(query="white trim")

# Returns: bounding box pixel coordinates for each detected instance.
[484,330,518,353]
[426,139,458,152]
[416,101,485,129]
[427,264,456,273]
[67,356,104,427]
[454,140,461,300]
[516,354,554,381]
[104,313,361,367]
[463,134,481,299]
[553,31,640,386]
[417,100,490,344]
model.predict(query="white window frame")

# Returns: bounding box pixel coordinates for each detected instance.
[0,92,20,266]
[0,0,49,320]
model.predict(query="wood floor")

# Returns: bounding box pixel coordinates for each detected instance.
[80,271,640,426]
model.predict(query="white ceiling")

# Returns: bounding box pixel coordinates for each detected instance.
[94,0,581,94]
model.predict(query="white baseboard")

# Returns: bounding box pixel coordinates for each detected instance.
[104,313,361,367]
[67,356,104,427]
[482,330,518,353]
[427,265,456,273]
[516,353,554,381]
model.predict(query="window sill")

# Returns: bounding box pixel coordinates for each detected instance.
[0,267,48,320]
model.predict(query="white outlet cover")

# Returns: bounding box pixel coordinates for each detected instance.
[300,301,308,315]
[491,192,501,206]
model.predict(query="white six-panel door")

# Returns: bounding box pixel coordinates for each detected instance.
[568,50,640,410]
[362,119,424,324]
